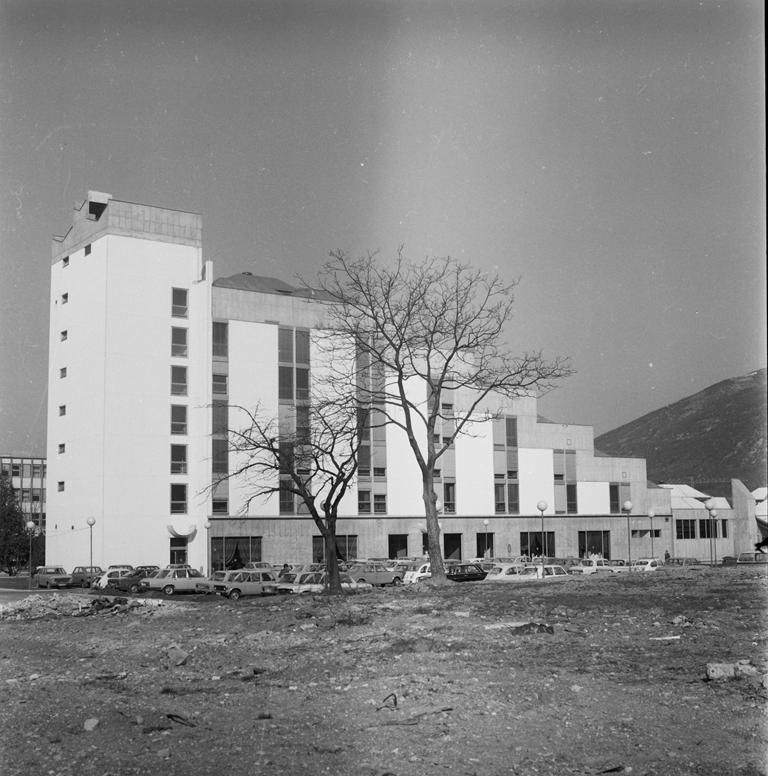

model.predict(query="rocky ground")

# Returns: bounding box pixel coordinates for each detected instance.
[1,567,766,776]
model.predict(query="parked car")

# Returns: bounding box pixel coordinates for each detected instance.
[493,564,571,581]
[482,563,528,582]
[36,566,72,589]
[345,561,403,586]
[276,571,325,594]
[216,570,279,600]
[446,563,487,582]
[93,568,135,590]
[242,561,276,572]
[631,558,661,572]
[106,564,135,572]
[70,566,104,588]
[141,567,205,595]
[569,558,623,575]
[736,552,768,564]
[664,557,708,571]
[113,567,160,594]
[196,570,230,593]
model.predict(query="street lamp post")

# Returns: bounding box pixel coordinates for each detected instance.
[204,520,211,575]
[622,500,633,570]
[704,499,717,566]
[536,500,548,573]
[483,519,489,558]
[86,517,96,570]
[648,510,655,559]
[26,520,35,590]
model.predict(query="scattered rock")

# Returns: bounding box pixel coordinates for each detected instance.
[705,661,759,680]
[84,718,99,731]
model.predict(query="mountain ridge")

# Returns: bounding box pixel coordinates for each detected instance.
[595,368,767,496]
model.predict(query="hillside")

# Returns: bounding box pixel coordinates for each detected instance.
[595,368,767,496]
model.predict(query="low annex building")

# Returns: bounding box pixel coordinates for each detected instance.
[45,192,744,572]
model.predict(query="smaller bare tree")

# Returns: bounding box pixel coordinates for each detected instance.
[219,393,365,594]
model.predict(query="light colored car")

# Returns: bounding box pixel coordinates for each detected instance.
[242,561,276,573]
[276,571,325,594]
[735,552,768,565]
[491,564,571,581]
[345,561,403,586]
[215,570,279,599]
[141,567,205,595]
[569,558,621,575]
[195,570,231,593]
[631,558,661,572]
[36,566,72,589]
[93,568,135,589]
[403,561,433,584]
[482,563,528,582]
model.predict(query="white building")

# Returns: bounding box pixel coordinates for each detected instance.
[47,192,712,572]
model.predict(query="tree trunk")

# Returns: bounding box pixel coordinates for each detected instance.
[324,526,344,594]
[422,477,447,582]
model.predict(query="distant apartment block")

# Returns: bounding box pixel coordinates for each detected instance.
[0,455,46,531]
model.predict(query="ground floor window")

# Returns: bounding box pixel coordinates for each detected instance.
[169,538,188,565]
[578,530,611,559]
[443,533,462,560]
[210,536,262,570]
[676,519,696,539]
[699,519,719,539]
[520,531,555,558]
[388,534,408,559]
[313,534,358,563]
[476,530,494,558]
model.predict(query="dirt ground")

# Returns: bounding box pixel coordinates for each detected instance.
[1,567,766,776]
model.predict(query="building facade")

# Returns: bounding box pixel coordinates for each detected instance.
[0,455,46,531]
[46,193,745,572]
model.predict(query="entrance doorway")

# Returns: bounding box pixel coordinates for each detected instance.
[388,534,408,559]
[169,538,188,565]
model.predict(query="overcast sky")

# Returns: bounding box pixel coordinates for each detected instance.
[1,0,765,456]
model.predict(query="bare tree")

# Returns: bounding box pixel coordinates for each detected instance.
[316,249,572,583]
[219,391,364,594]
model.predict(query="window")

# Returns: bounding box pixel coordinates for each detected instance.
[212,401,228,436]
[609,484,620,513]
[278,366,293,400]
[520,530,555,558]
[212,322,228,358]
[279,479,294,515]
[295,329,310,363]
[171,405,187,434]
[170,484,187,514]
[676,519,696,540]
[313,535,358,563]
[171,327,188,358]
[278,328,293,362]
[507,483,520,514]
[212,439,228,474]
[61,292,68,304]
[59,367,67,379]
[495,484,506,514]
[721,519,728,538]
[212,373,227,396]
[84,244,91,256]
[58,405,66,416]
[295,367,309,400]
[57,481,65,492]
[172,288,188,317]
[373,467,386,478]
[171,366,187,395]
[443,482,456,513]
[566,484,578,514]
[57,443,65,454]
[62,256,69,268]
[505,416,518,447]
[358,490,371,514]
[699,519,719,539]
[373,494,387,514]
[170,445,187,474]
[60,330,68,341]
[357,445,371,478]
[212,499,228,514]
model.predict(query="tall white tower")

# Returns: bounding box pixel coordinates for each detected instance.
[46,192,211,570]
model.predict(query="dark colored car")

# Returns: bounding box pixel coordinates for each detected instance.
[446,563,487,582]
[70,566,104,588]
[113,566,161,594]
